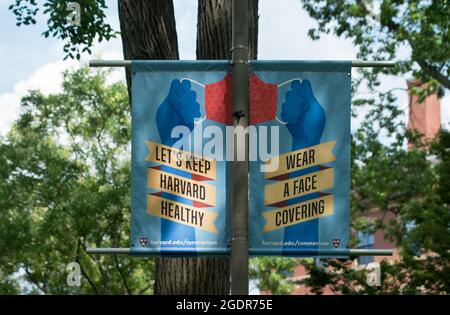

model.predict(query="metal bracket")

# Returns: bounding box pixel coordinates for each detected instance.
[230,59,248,65]
[233,110,246,125]
[230,45,251,62]
[230,236,248,242]
[233,110,246,118]
[230,45,249,52]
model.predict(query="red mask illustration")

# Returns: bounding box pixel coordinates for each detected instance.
[193,73,279,126]
[204,74,232,125]
[249,74,278,125]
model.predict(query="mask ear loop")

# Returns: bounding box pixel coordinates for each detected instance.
[180,78,207,125]
[275,78,303,125]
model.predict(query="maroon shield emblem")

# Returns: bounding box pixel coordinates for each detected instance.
[332,239,340,248]
[139,237,148,247]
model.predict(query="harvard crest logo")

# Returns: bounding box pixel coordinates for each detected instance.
[332,239,340,248]
[139,237,148,247]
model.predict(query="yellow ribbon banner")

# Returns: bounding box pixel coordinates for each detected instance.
[264,140,336,179]
[145,141,216,180]
[264,167,333,206]
[262,194,334,232]
[148,195,218,233]
[147,168,216,206]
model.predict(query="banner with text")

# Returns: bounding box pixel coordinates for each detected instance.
[249,61,351,256]
[131,61,231,255]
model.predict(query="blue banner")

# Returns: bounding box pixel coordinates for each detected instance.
[131,61,231,255]
[131,60,351,257]
[248,61,351,257]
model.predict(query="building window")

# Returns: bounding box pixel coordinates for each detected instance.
[356,231,375,265]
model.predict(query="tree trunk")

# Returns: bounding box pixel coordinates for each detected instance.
[155,0,258,294]
[118,0,179,100]
[118,0,259,295]
[197,0,258,60]
[154,0,258,295]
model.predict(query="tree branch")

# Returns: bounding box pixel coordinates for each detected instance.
[358,1,449,89]
[113,255,132,295]
[76,239,99,294]
[415,59,450,90]
[24,266,47,295]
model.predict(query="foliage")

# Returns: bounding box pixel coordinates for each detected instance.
[301,129,450,295]
[302,0,449,91]
[249,257,298,295]
[252,129,449,295]
[0,68,154,294]
[9,0,117,59]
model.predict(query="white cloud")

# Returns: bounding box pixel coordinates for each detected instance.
[0,41,124,136]
[87,41,125,85]
[0,92,22,136]
[0,60,76,136]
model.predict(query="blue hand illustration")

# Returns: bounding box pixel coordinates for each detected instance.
[156,79,201,147]
[280,79,326,253]
[281,79,326,150]
[156,79,201,249]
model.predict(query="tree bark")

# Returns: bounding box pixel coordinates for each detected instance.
[118,0,179,100]
[154,0,259,295]
[197,0,258,60]
[118,0,259,295]
[154,257,231,294]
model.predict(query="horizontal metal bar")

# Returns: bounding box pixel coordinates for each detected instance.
[86,247,393,257]
[86,248,130,254]
[88,60,396,68]
[348,249,394,256]
[86,248,229,257]
[351,60,395,67]
[89,60,132,67]
[250,248,393,257]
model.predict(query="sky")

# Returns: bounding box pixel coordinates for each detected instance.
[0,0,449,137]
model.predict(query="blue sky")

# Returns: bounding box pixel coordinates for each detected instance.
[0,0,448,136]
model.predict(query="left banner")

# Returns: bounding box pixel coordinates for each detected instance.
[131,61,231,255]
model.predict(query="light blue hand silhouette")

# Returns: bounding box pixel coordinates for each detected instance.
[156,79,201,147]
[281,79,326,150]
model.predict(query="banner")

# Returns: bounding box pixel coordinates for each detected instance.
[131,61,231,255]
[249,61,351,256]
[131,60,351,257]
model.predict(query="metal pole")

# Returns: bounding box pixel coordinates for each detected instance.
[230,0,249,295]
